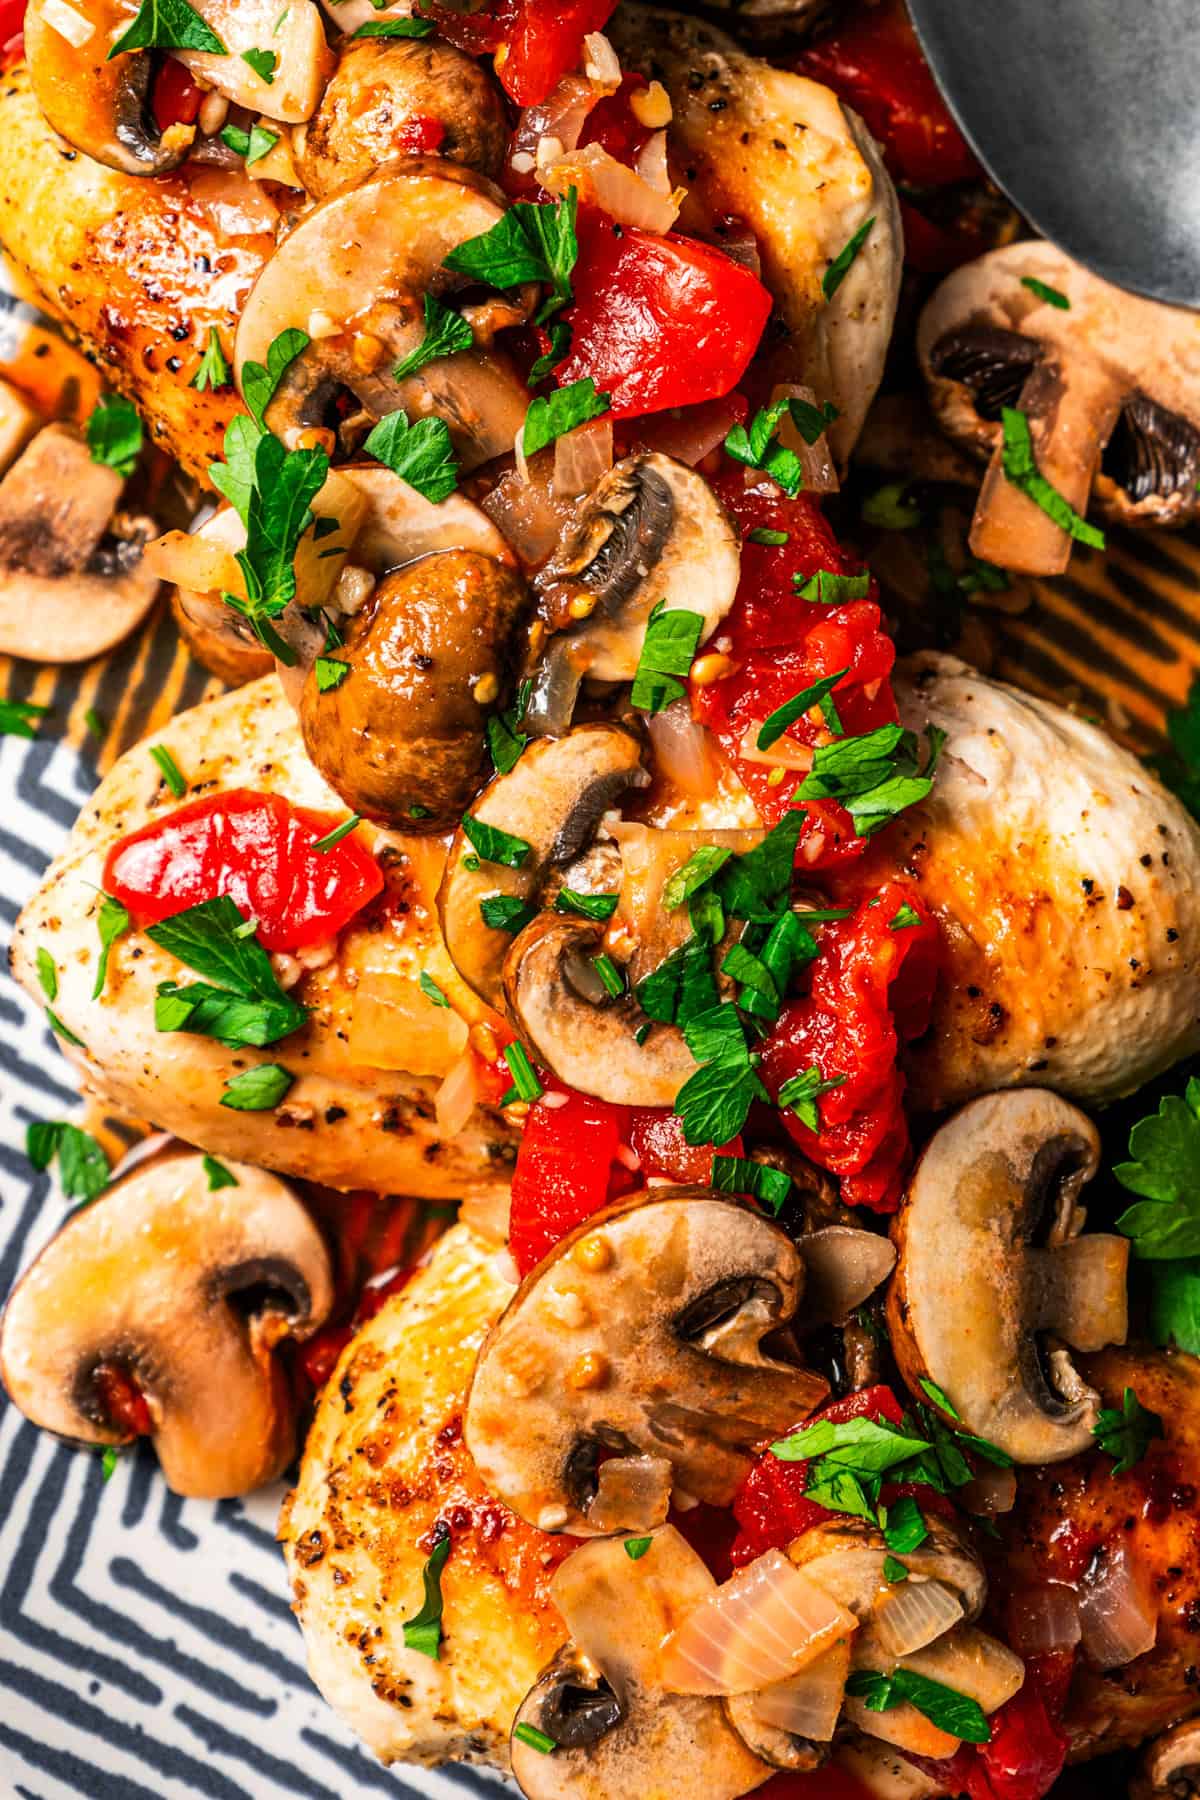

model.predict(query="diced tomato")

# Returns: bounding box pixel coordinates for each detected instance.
[151,55,202,131]
[424,0,618,106]
[0,0,25,64]
[508,1087,630,1276]
[103,787,384,954]
[730,1386,904,1565]
[579,71,654,165]
[918,1662,1071,1800]
[759,881,941,1212]
[627,1109,742,1185]
[301,1326,353,1391]
[558,210,773,419]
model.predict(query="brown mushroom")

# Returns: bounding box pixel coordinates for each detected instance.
[510,1527,770,1800]
[174,0,333,123]
[293,36,508,198]
[438,724,649,1008]
[465,1188,828,1535]
[0,1148,333,1497]
[918,243,1200,574]
[1132,1719,1200,1800]
[234,160,534,467]
[888,1090,1129,1463]
[0,422,160,660]
[300,547,528,829]
[25,0,195,174]
[788,1517,985,1661]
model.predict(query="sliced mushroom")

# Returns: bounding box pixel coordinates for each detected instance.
[175,0,333,123]
[834,1735,951,1800]
[300,546,529,829]
[526,454,740,734]
[511,1527,770,1800]
[1132,1719,1200,1800]
[788,1517,985,1660]
[504,911,696,1107]
[725,1687,828,1773]
[798,1227,896,1329]
[0,422,160,660]
[465,1188,828,1536]
[439,724,648,1008]
[918,243,1200,574]
[234,160,534,467]
[0,1148,333,1498]
[843,1628,1025,1761]
[293,36,508,198]
[888,1089,1129,1463]
[25,0,195,174]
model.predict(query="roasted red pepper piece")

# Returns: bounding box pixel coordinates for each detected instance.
[151,55,202,130]
[103,787,384,953]
[423,0,618,106]
[626,1108,742,1185]
[579,71,654,165]
[508,1088,630,1276]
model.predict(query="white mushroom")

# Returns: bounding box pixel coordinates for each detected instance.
[888,1090,1129,1464]
[1132,1719,1200,1800]
[25,0,195,174]
[174,0,334,123]
[0,1148,333,1497]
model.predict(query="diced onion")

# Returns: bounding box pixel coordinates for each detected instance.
[1007,1583,1082,1658]
[799,1227,897,1328]
[509,74,598,169]
[582,30,621,90]
[660,1550,857,1696]
[588,1455,672,1532]
[635,129,672,196]
[960,1464,1018,1517]
[772,383,839,495]
[737,723,815,771]
[435,1049,481,1141]
[43,0,94,45]
[482,463,571,568]
[873,1579,964,1659]
[553,414,614,499]
[349,971,468,1077]
[645,700,720,799]
[632,396,744,468]
[1078,1544,1157,1669]
[542,142,682,233]
[752,1635,852,1743]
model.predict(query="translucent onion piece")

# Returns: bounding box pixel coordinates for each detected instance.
[636,128,672,196]
[737,724,815,771]
[632,395,744,468]
[481,463,571,568]
[646,700,720,799]
[1007,1583,1082,1657]
[1078,1545,1157,1669]
[350,971,468,1078]
[872,1579,964,1659]
[434,1048,480,1140]
[960,1464,1018,1517]
[509,73,597,169]
[660,1550,857,1696]
[582,30,621,90]
[773,383,839,495]
[799,1227,897,1328]
[752,1635,852,1742]
[553,415,614,499]
[543,142,681,233]
[588,1454,672,1533]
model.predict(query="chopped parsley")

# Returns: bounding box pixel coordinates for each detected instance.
[314,657,350,693]
[757,665,846,750]
[487,678,532,776]
[312,814,362,854]
[480,895,535,934]
[501,1041,542,1104]
[1000,407,1105,549]
[86,394,143,478]
[711,1154,792,1216]
[823,216,875,300]
[26,1120,111,1203]
[883,1554,909,1584]
[1092,1386,1163,1475]
[203,1154,238,1190]
[846,1668,990,1745]
[239,328,310,430]
[36,946,57,1001]
[402,1524,452,1659]
[220,1063,294,1111]
[445,190,579,325]
[101,1446,121,1481]
[861,483,921,531]
[794,568,871,605]
[882,1495,929,1553]
[777,1065,847,1132]
[419,972,450,1008]
[889,902,922,931]
[461,814,531,869]
[220,121,279,166]
[108,0,225,58]
[723,397,821,497]
[364,409,459,504]
[529,319,573,385]
[149,744,187,797]
[623,1536,652,1561]
[1021,275,1070,309]
[93,893,131,999]
[1150,677,1200,820]
[190,326,232,392]
[798,722,946,838]
[747,527,790,546]
[554,889,618,921]
[0,697,48,738]
[522,377,610,459]
[630,602,705,713]
[240,46,277,81]
[354,13,435,34]
[148,895,308,1050]
[393,293,475,381]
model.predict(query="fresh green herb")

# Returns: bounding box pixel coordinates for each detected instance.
[772,1415,930,1473]
[445,190,578,324]
[592,952,625,997]
[889,903,922,931]
[101,1446,120,1480]
[630,601,705,713]
[148,895,307,1049]
[26,1121,111,1203]
[747,527,790,546]
[862,483,921,531]
[393,293,475,381]
[718,812,806,921]
[86,394,143,477]
[241,45,276,80]
[1147,1259,1200,1356]
[240,328,310,430]
[757,666,846,750]
[1115,1076,1200,1258]
[203,1154,238,1190]
[794,568,871,605]
[149,744,186,797]
[663,845,734,911]
[724,397,815,496]
[461,814,531,869]
[790,397,840,443]
[221,432,330,659]
[823,216,875,300]
[420,972,450,1008]
[883,1554,909,1584]
[315,657,350,693]
[0,697,48,738]
[1149,677,1200,819]
[528,318,573,385]
[1021,275,1070,309]
[882,1495,928,1553]
[480,895,536,934]
[1000,407,1105,549]
[554,889,619,921]
[675,1002,770,1148]
[109,0,225,57]
[402,1525,452,1659]
[623,1536,652,1561]
[522,377,610,459]
[920,1378,959,1417]
[220,1063,294,1111]
[92,893,131,999]
[502,1041,543,1104]
[799,722,946,838]
[845,1669,990,1745]
[462,853,481,872]
[312,814,362,854]
[36,947,57,1001]
[486,678,532,776]
[364,408,459,503]
[636,934,719,1027]
[190,326,231,392]
[409,803,432,820]
[513,1723,557,1755]
[721,942,780,1012]
[711,1154,792,1216]
[777,1064,847,1132]
[219,121,279,165]
[1092,1386,1163,1475]
[354,12,435,32]
[46,1009,83,1047]
[84,707,104,738]
[958,556,1011,595]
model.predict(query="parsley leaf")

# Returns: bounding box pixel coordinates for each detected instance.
[711,1154,792,1216]
[241,328,310,428]
[623,1536,652,1561]
[315,657,349,692]
[461,815,531,869]
[241,46,277,81]
[777,1064,847,1132]
[36,946,57,1001]
[147,895,308,1049]
[1148,1259,1200,1355]
[190,326,232,392]
[93,893,131,999]
[419,972,450,1008]
[890,902,922,931]
[1149,678,1200,818]
[109,0,225,57]
[228,434,330,651]
[1092,1386,1164,1475]
[846,1669,990,1745]
[364,409,459,503]
[26,1120,111,1203]
[101,1446,120,1480]
[822,216,875,300]
[630,602,705,713]
[1021,275,1070,309]
[445,190,579,324]
[401,1523,451,1658]
[480,894,535,934]
[221,120,279,166]
[675,1056,768,1148]
[862,483,921,531]
[663,845,734,911]
[771,1416,930,1474]
[203,1154,238,1190]
[794,568,871,605]
[636,934,720,1026]
[393,293,475,381]
[529,318,573,384]
[883,1554,909,1583]
[486,678,531,775]
[0,697,48,738]
[757,666,846,750]
[1115,1076,1200,1257]
[86,394,143,478]
[1000,407,1105,550]
[882,1495,929,1553]
[522,377,610,459]
[724,398,820,497]
[354,13,434,33]
[799,723,945,838]
[220,1063,294,1111]
[554,889,619,921]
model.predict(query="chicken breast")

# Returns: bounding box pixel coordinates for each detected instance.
[281,1222,568,1770]
[609,4,902,465]
[10,675,518,1199]
[890,653,1200,1108]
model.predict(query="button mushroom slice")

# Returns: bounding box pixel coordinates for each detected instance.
[788,1517,985,1661]
[887,1089,1129,1465]
[797,1227,896,1330]
[175,0,333,123]
[0,1149,334,1498]
[0,422,160,661]
[834,1735,952,1800]
[438,723,649,1008]
[234,160,534,467]
[510,1526,771,1800]
[503,911,697,1107]
[526,454,740,734]
[1132,1719,1200,1800]
[24,0,195,174]
[465,1189,829,1536]
[293,36,508,198]
[917,242,1200,574]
